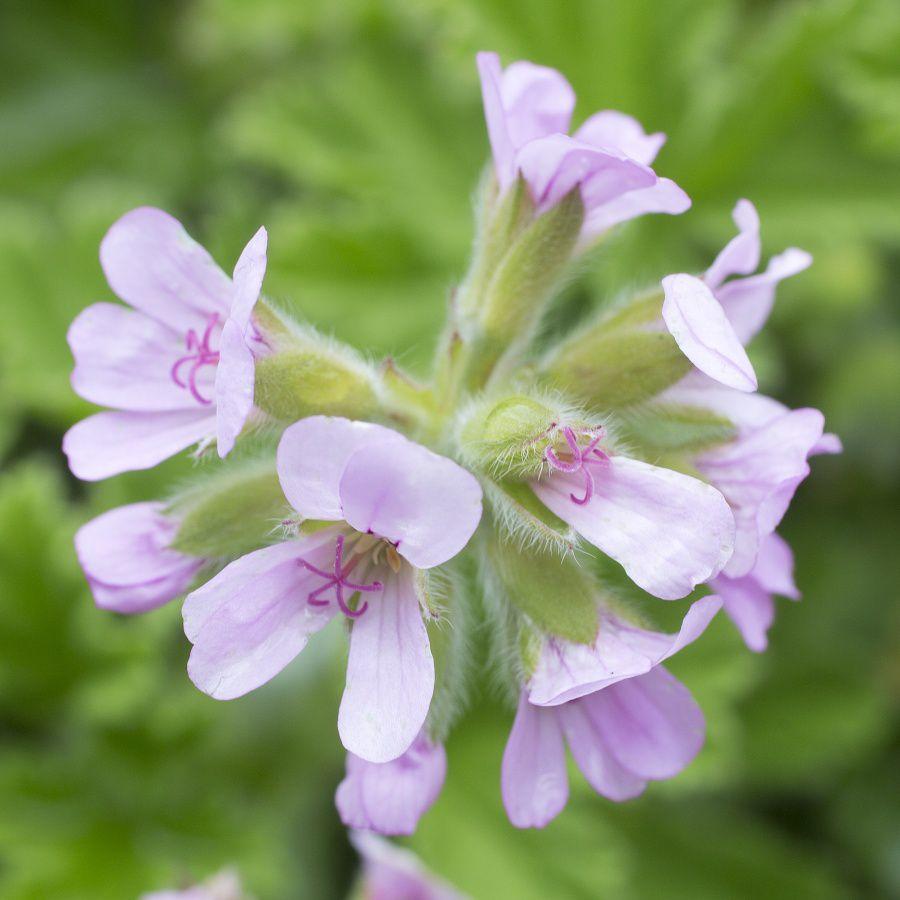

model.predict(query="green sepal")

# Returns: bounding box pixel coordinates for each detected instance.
[458,173,535,319]
[424,563,476,742]
[169,466,288,560]
[379,357,436,422]
[546,330,691,408]
[479,187,584,341]
[517,618,543,679]
[254,348,378,422]
[415,567,447,620]
[252,298,294,344]
[620,403,736,458]
[484,477,576,556]
[458,393,558,479]
[487,535,599,644]
[544,287,691,407]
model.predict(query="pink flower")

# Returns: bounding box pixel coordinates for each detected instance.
[63,207,268,480]
[709,532,800,652]
[661,374,840,578]
[662,199,811,391]
[336,731,446,835]
[75,502,203,614]
[182,417,483,763]
[351,831,467,900]
[696,406,829,578]
[531,425,734,599]
[476,52,690,241]
[502,597,720,828]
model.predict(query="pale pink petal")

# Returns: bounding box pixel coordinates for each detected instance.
[336,732,446,836]
[214,319,255,458]
[75,502,202,613]
[338,567,434,763]
[515,133,655,214]
[813,432,843,455]
[712,531,800,652]
[558,700,646,801]
[351,832,466,900]
[500,60,575,147]
[715,247,812,344]
[476,52,575,188]
[501,694,569,828]
[276,417,404,521]
[529,596,721,706]
[63,408,215,481]
[704,199,760,290]
[87,569,200,616]
[229,226,267,331]
[575,110,666,165]
[753,532,800,600]
[183,534,337,699]
[533,456,734,600]
[710,578,774,652]
[659,373,787,435]
[99,207,231,328]
[68,303,198,411]
[662,273,757,392]
[581,177,690,240]
[476,51,515,185]
[338,439,483,570]
[587,667,705,779]
[698,408,824,577]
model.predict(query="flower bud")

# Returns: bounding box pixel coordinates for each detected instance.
[253,341,379,423]
[542,288,691,407]
[458,392,598,481]
[169,463,288,560]
[420,567,475,742]
[619,401,736,467]
[458,393,559,478]
[488,479,576,560]
[484,534,599,644]
[75,502,203,614]
[455,178,585,389]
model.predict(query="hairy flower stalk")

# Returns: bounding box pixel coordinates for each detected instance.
[67,51,838,836]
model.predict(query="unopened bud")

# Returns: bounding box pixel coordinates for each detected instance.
[542,288,691,407]
[454,178,585,389]
[254,342,379,423]
[169,463,288,560]
[458,392,602,482]
[485,534,599,644]
[620,402,736,464]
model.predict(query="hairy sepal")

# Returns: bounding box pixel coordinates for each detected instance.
[254,325,379,422]
[543,288,691,407]
[457,391,599,481]
[484,478,576,556]
[478,187,584,341]
[620,402,736,459]
[486,534,599,645]
[169,462,288,560]
[457,173,535,323]
[424,563,476,742]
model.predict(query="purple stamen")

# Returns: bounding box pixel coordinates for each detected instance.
[544,425,608,505]
[170,313,221,405]
[297,534,383,619]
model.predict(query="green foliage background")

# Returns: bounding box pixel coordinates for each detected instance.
[1,0,898,896]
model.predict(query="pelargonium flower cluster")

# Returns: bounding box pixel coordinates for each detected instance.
[67,51,838,836]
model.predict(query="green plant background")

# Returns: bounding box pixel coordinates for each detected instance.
[1,0,898,897]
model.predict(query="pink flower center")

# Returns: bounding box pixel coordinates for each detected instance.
[170,314,221,405]
[297,534,383,619]
[544,425,609,505]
